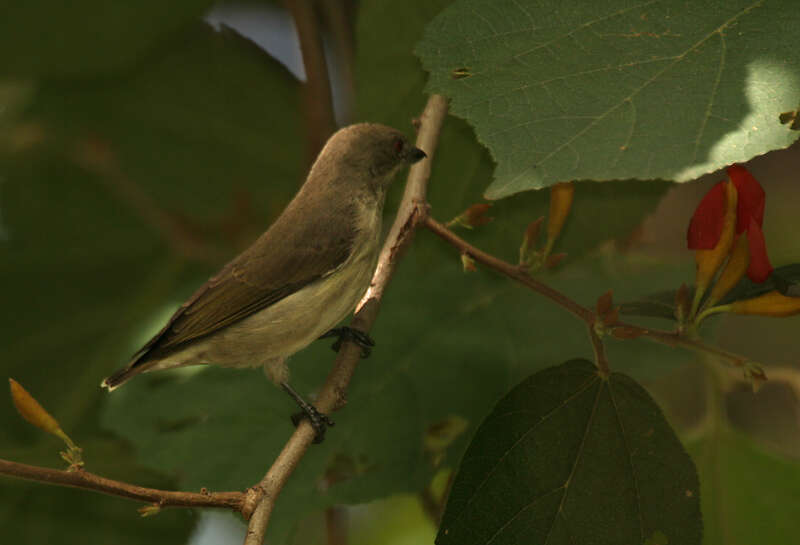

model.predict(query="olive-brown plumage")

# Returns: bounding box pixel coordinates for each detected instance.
[102,123,425,391]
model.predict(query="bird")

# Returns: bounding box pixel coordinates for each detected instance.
[101,123,427,441]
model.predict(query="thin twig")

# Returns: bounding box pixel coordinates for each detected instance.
[285,0,337,161]
[625,326,750,368]
[243,94,449,545]
[423,216,595,323]
[318,0,356,125]
[361,95,448,307]
[423,215,759,373]
[588,325,610,377]
[0,458,243,511]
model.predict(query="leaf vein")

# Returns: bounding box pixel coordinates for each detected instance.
[449,372,599,532]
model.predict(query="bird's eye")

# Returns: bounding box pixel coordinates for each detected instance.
[392,137,405,155]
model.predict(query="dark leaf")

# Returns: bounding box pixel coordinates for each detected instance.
[437,360,701,545]
[721,263,800,304]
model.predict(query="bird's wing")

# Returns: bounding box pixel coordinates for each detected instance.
[135,208,357,360]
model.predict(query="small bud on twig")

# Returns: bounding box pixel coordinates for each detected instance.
[674,283,690,324]
[596,290,613,317]
[546,182,574,243]
[743,362,767,392]
[519,217,544,268]
[9,378,84,468]
[461,252,477,272]
[544,252,567,270]
[447,203,493,230]
[541,182,574,262]
[138,503,162,517]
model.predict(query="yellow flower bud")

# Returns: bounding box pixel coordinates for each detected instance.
[705,233,750,309]
[9,378,82,467]
[9,378,62,436]
[544,182,574,256]
[691,180,737,319]
[730,290,800,317]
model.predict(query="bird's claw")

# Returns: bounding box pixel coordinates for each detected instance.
[281,382,334,444]
[319,327,375,358]
[291,407,335,444]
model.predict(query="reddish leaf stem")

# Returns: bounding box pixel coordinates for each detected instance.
[422,215,758,375]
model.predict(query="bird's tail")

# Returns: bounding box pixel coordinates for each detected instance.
[101,355,153,391]
[100,366,137,392]
[101,352,183,391]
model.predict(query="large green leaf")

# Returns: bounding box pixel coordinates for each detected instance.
[0,1,215,76]
[437,359,702,545]
[416,0,800,198]
[355,0,671,261]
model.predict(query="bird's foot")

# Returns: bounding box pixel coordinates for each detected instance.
[319,326,375,358]
[281,382,334,444]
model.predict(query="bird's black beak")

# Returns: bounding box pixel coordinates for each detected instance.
[406,147,427,164]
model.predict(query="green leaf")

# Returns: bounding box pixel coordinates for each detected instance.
[720,263,800,304]
[689,430,800,544]
[356,0,671,262]
[416,0,800,197]
[0,1,215,76]
[437,359,702,545]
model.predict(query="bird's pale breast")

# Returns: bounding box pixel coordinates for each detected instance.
[145,199,383,381]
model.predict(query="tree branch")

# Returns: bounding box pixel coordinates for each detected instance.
[0,458,243,511]
[318,0,356,125]
[243,94,449,545]
[285,0,338,162]
[423,216,595,323]
[422,215,761,375]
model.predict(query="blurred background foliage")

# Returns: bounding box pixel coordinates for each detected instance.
[1,1,799,544]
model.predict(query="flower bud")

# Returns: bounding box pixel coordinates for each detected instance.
[447,203,493,229]
[9,378,62,436]
[461,252,477,272]
[519,217,544,267]
[691,180,737,318]
[705,234,749,309]
[544,182,574,257]
[729,290,800,317]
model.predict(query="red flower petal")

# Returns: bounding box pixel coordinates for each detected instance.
[687,181,727,249]
[727,165,765,233]
[745,217,773,282]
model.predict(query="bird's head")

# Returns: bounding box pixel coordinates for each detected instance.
[314,123,427,193]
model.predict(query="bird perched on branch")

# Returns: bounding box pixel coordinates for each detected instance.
[101,123,427,441]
